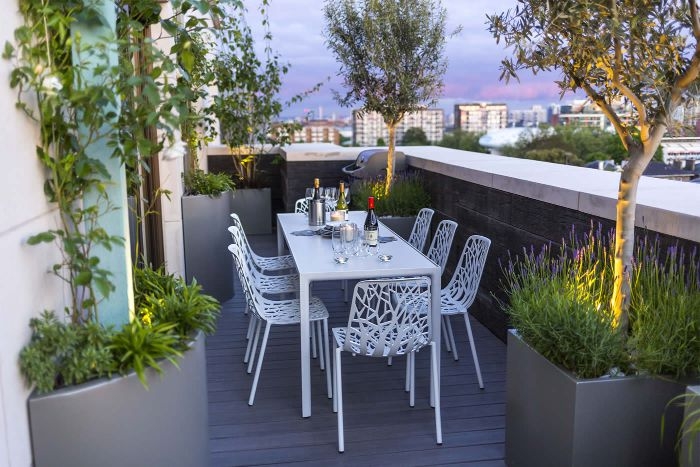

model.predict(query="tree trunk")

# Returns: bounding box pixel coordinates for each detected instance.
[611,145,649,332]
[384,123,396,196]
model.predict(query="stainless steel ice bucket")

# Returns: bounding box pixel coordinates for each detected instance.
[308,199,326,226]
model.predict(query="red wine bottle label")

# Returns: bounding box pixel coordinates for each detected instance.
[365,229,378,246]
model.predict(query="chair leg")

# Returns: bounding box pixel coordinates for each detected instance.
[244,315,257,363]
[441,316,452,352]
[430,341,443,445]
[247,318,262,374]
[311,320,318,359]
[464,313,484,389]
[388,357,393,366]
[409,352,416,407]
[343,280,349,303]
[249,322,272,406]
[322,319,332,399]
[445,315,459,361]
[335,347,344,453]
[404,356,410,392]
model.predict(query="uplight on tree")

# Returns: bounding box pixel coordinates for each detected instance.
[488,0,700,331]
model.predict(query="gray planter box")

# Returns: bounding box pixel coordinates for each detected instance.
[230,187,272,235]
[681,385,700,467]
[182,192,234,302]
[28,332,209,467]
[379,216,416,243]
[506,329,691,467]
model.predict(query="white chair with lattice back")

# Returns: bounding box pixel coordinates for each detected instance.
[408,208,434,253]
[440,235,490,389]
[332,277,442,452]
[230,213,296,273]
[228,243,332,405]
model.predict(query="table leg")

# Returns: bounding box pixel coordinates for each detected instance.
[300,277,311,417]
[276,221,284,256]
[430,271,441,408]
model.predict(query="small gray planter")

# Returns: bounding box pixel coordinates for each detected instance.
[681,385,700,467]
[506,330,691,467]
[379,216,416,243]
[182,192,234,301]
[230,187,272,234]
[28,332,209,467]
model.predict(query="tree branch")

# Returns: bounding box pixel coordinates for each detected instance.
[690,0,700,42]
[578,78,631,149]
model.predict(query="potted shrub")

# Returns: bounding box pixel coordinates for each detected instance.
[210,5,319,234]
[350,172,431,240]
[181,169,236,301]
[501,226,700,466]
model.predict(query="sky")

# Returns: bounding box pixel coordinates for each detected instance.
[247,0,570,120]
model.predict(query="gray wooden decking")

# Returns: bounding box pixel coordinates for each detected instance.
[207,234,506,466]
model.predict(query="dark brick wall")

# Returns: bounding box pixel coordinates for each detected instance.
[281,160,352,213]
[417,168,700,342]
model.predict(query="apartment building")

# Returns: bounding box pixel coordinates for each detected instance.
[454,102,508,132]
[353,109,445,146]
[293,119,342,145]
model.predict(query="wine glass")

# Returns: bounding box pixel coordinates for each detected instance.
[305,187,314,200]
[325,187,338,210]
[331,226,349,263]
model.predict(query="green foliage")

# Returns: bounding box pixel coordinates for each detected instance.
[437,129,487,153]
[350,173,430,217]
[212,3,319,188]
[19,312,115,394]
[183,169,235,197]
[629,241,700,378]
[401,127,429,146]
[502,226,700,379]
[109,320,181,389]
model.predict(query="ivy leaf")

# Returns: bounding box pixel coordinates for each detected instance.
[2,41,14,59]
[74,270,92,286]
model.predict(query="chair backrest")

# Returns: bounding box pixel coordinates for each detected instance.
[444,235,491,310]
[294,198,310,213]
[228,219,256,265]
[407,208,434,253]
[342,277,431,357]
[426,220,458,274]
[227,242,270,319]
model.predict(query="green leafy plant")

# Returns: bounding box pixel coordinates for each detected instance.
[109,320,181,388]
[350,173,431,217]
[664,392,700,464]
[502,225,700,379]
[19,312,115,394]
[183,168,235,197]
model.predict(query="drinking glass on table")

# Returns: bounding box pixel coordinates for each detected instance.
[305,188,314,200]
[331,226,349,264]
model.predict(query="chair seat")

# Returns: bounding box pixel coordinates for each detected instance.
[263,296,329,325]
[254,253,296,272]
[439,293,465,315]
[256,273,299,295]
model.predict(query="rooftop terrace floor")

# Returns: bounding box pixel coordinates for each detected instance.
[207,234,507,466]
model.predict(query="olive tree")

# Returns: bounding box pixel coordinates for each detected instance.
[323,0,456,194]
[488,1,700,331]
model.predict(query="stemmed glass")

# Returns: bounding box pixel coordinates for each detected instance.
[324,187,338,210]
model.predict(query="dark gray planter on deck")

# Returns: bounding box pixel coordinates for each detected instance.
[28,332,209,467]
[506,329,690,467]
[681,385,700,467]
[230,187,272,234]
[182,192,234,301]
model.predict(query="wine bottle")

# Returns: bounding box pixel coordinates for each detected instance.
[336,181,348,220]
[312,178,321,200]
[364,196,379,255]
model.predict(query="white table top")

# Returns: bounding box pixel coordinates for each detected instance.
[277,211,438,281]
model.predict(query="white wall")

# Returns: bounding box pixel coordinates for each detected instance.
[0,7,68,466]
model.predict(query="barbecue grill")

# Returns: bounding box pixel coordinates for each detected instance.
[342,149,406,179]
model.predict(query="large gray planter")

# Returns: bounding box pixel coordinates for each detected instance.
[230,187,272,234]
[28,332,209,467]
[681,385,700,467]
[506,330,691,467]
[182,192,234,301]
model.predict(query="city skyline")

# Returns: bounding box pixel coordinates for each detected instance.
[248,0,579,120]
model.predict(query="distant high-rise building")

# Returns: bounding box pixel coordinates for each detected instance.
[508,105,546,127]
[454,102,507,132]
[352,109,444,146]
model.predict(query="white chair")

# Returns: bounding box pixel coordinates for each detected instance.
[407,208,434,253]
[294,197,334,214]
[230,213,296,273]
[426,219,458,274]
[228,243,332,405]
[440,235,491,389]
[332,277,442,452]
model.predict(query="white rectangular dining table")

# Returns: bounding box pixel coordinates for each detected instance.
[276,211,442,418]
